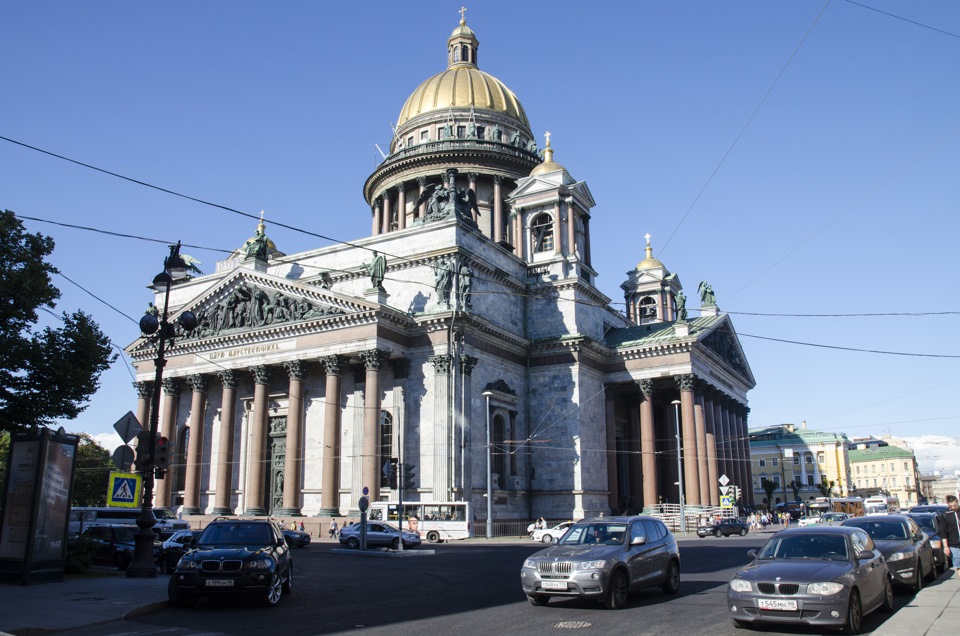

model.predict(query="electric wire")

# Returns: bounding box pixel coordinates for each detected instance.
[843,0,960,39]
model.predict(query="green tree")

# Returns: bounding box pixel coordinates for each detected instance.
[0,210,115,432]
[0,430,8,491]
[816,478,836,498]
[72,433,112,506]
[789,479,802,502]
[761,478,778,505]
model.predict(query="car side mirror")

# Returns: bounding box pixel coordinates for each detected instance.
[857,550,875,561]
[746,549,757,559]
[914,533,924,542]
[630,536,647,546]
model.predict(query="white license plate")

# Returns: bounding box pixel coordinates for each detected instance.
[758,598,798,611]
[206,579,234,587]
[542,580,567,590]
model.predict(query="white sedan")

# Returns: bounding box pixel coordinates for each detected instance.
[531,521,575,543]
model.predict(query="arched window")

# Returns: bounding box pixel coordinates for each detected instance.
[531,213,554,253]
[492,412,507,489]
[639,297,657,321]
[379,411,393,488]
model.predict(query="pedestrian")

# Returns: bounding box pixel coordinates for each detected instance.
[939,494,960,579]
[329,518,339,539]
[299,520,305,532]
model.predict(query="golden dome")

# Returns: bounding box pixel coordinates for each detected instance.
[395,15,529,129]
[636,234,666,270]
[529,132,565,176]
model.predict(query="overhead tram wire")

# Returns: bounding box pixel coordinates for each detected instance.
[657,0,831,258]
[843,0,960,40]
[739,332,960,358]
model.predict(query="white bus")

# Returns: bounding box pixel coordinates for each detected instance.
[368,501,471,543]
[864,495,900,515]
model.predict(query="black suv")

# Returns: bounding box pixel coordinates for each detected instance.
[167,518,292,607]
[697,518,749,538]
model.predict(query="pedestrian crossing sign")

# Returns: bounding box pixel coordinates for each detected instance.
[107,472,141,508]
[720,495,733,509]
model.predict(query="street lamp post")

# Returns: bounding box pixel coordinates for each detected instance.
[127,242,195,578]
[671,400,685,533]
[482,390,493,539]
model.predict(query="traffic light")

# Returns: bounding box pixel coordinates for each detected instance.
[155,435,172,474]
[388,458,399,489]
[133,430,153,472]
[402,462,416,490]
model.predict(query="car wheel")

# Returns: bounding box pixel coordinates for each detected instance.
[527,593,549,606]
[262,573,283,607]
[914,564,924,593]
[282,563,293,593]
[843,589,863,634]
[427,531,441,543]
[167,577,198,609]
[739,528,747,537]
[391,537,400,550]
[541,534,553,543]
[881,576,894,613]
[346,536,360,549]
[604,570,629,610]
[714,529,722,538]
[661,560,680,595]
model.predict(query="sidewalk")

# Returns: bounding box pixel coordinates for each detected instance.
[1,560,957,636]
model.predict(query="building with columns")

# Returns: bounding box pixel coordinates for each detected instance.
[126,15,756,525]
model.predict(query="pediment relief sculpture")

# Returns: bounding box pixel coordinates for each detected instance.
[701,327,749,379]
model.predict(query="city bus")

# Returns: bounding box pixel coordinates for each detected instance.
[803,497,833,519]
[830,497,865,517]
[368,501,471,543]
[864,495,900,515]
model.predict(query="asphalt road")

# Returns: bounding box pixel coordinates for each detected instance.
[63,534,918,636]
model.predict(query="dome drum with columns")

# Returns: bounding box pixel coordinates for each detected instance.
[126,13,756,530]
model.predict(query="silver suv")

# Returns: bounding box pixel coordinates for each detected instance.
[520,516,680,609]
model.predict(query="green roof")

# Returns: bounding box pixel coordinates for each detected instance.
[604,315,722,348]
[848,446,915,462]
[748,425,847,447]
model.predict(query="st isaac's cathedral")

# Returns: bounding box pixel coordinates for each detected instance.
[127,15,757,525]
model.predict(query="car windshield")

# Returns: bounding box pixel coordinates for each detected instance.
[849,520,908,541]
[909,516,937,533]
[758,534,849,560]
[154,509,177,520]
[821,514,844,522]
[558,523,627,546]
[199,523,273,546]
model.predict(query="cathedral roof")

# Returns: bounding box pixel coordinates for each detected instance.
[395,16,530,130]
[603,314,721,348]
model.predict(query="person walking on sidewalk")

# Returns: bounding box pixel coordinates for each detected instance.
[939,494,960,578]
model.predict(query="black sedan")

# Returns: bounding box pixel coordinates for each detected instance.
[841,514,936,591]
[727,526,893,633]
[908,512,949,574]
[698,517,749,538]
[282,528,312,548]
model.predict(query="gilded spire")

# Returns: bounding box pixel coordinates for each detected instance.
[459,6,467,26]
[542,131,554,163]
[257,209,266,235]
[644,233,653,260]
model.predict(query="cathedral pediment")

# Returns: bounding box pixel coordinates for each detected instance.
[698,319,755,386]
[127,269,381,357]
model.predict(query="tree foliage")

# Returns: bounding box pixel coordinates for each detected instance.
[761,478,778,503]
[0,210,116,432]
[72,433,112,506]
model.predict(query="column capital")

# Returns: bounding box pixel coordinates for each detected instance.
[250,364,270,386]
[321,354,346,376]
[636,378,654,398]
[134,381,154,399]
[360,348,389,371]
[394,182,405,194]
[429,354,452,374]
[675,373,696,392]
[493,174,504,185]
[417,176,428,188]
[162,377,180,396]
[284,359,307,381]
[467,171,479,182]
[219,369,238,389]
[459,354,478,376]
[188,374,208,393]
[390,357,410,379]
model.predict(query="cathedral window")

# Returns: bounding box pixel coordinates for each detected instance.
[492,412,507,488]
[456,125,466,138]
[531,213,554,253]
[639,297,657,321]
[378,411,393,488]
[476,125,485,140]
[421,130,429,143]
[461,45,469,63]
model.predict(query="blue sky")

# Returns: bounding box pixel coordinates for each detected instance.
[2,1,958,475]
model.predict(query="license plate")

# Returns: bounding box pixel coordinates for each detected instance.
[542,580,567,590]
[758,598,797,611]
[206,579,234,587]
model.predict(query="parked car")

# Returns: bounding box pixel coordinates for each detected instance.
[168,518,292,608]
[160,529,202,574]
[907,512,949,574]
[841,514,935,591]
[520,516,680,609]
[531,521,575,543]
[817,512,851,526]
[79,524,162,571]
[338,522,421,550]
[69,506,188,536]
[909,505,947,514]
[698,517,749,538]
[797,515,822,528]
[727,526,893,633]
[282,528,312,548]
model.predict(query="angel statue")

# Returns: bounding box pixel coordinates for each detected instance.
[180,253,203,275]
[698,281,717,306]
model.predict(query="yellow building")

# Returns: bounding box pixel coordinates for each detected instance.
[748,423,851,508]
[848,445,922,508]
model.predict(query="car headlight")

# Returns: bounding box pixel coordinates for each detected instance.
[180,560,200,570]
[523,559,538,569]
[807,582,845,595]
[246,558,274,570]
[930,539,941,549]
[575,560,607,570]
[887,551,909,562]
[729,579,753,592]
